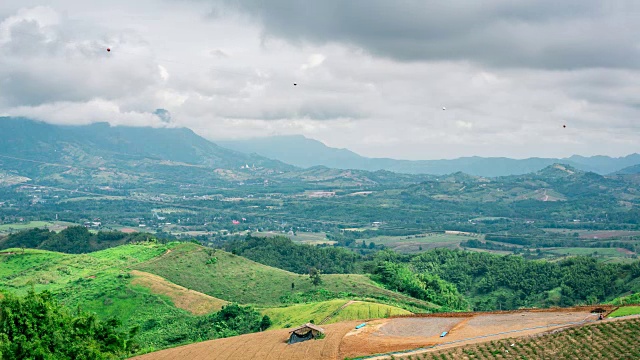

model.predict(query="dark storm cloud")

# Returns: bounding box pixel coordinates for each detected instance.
[213,0,640,69]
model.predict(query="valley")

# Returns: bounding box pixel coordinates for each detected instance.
[1,119,640,359]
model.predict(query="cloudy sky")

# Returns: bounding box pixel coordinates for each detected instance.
[1,0,639,160]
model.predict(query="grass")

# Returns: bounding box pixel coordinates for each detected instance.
[261,299,348,329]
[362,233,478,253]
[0,242,210,351]
[0,221,77,233]
[252,231,336,245]
[395,318,640,360]
[130,270,227,315]
[330,301,411,323]
[261,300,412,329]
[134,243,438,310]
[609,306,640,318]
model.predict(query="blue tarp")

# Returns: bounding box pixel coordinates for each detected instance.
[355,323,366,329]
[440,331,448,337]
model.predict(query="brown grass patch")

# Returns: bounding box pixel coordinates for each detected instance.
[130,270,227,315]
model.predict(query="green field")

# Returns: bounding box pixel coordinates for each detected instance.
[0,221,77,234]
[253,231,335,245]
[609,306,640,318]
[363,232,479,253]
[548,247,626,257]
[330,300,411,323]
[261,299,348,329]
[261,299,411,329]
[134,243,437,311]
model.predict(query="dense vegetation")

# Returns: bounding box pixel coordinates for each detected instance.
[0,290,138,359]
[218,236,640,311]
[223,235,363,274]
[0,226,156,253]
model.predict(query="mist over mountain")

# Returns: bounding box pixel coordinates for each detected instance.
[218,135,640,177]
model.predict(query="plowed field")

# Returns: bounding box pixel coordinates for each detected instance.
[131,309,603,360]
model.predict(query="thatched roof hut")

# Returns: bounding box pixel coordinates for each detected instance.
[287,323,325,344]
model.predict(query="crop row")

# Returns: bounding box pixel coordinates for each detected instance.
[391,318,640,360]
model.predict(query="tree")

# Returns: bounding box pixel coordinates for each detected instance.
[309,267,323,286]
[260,315,272,331]
[0,290,138,359]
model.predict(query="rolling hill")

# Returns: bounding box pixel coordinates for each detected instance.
[219,135,640,176]
[134,242,438,311]
[0,241,436,353]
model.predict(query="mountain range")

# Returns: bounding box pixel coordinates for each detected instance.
[1,118,639,179]
[219,135,640,177]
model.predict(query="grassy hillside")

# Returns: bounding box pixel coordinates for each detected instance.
[261,299,411,329]
[261,299,348,329]
[402,318,640,360]
[609,306,640,318]
[134,243,438,311]
[330,300,411,323]
[0,243,227,351]
[0,241,435,352]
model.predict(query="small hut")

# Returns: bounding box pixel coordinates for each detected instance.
[287,323,325,344]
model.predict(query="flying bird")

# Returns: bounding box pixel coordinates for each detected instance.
[442,107,446,111]
[106,48,111,52]
[563,125,566,128]
[293,83,297,86]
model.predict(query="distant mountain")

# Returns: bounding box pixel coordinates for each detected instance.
[615,164,640,175]
[0,118,290,170]
[219,135,640,177]
[0,118,294,187]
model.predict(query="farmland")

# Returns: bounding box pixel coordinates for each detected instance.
[0,220,77,234]
[361,232,478,253]
[130,308,614,360]
[395,317,640,360]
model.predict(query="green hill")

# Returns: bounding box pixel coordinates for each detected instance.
[0,241,436,353]
[134,242,437,311]
[0,243,230,351]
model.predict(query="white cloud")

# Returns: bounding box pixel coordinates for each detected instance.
[0,1,639,160]
[9,99,170,127]
[301,53,326,70]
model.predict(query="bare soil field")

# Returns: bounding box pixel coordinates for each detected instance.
[131,321,360,360]
[130,309,604,360]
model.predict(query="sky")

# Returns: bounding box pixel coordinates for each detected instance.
[1,0,639,160]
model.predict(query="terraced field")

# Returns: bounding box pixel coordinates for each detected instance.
[393,317,640,360]
[131,308,607,360]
